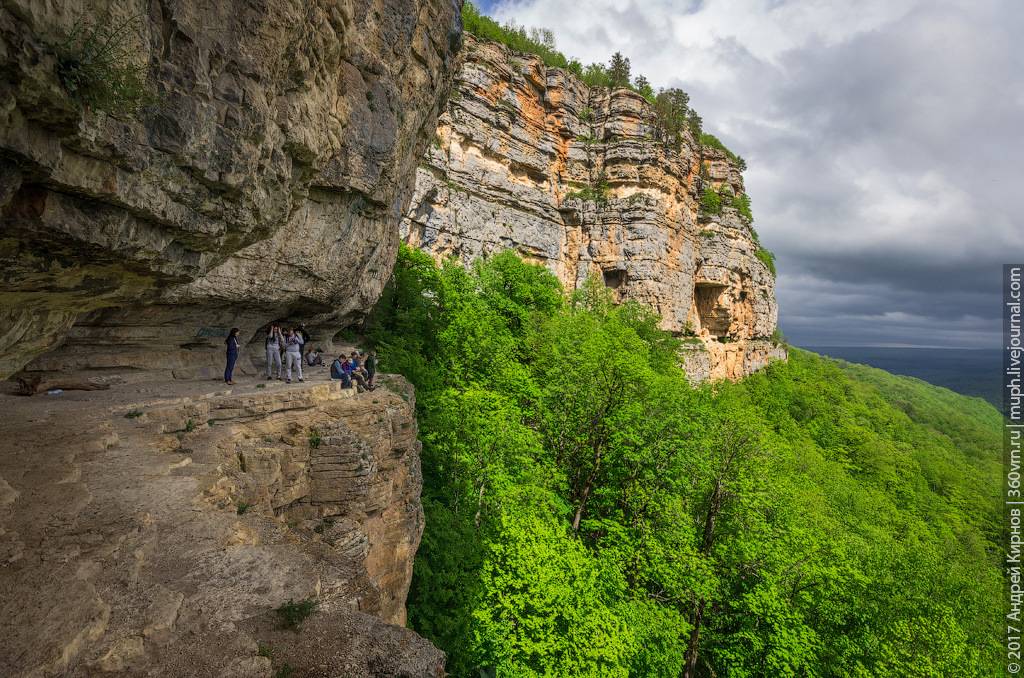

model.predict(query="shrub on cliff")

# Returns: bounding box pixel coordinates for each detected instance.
[699,187,722,215]
[56,13,154,115]
[700,132,746,170]
[368,246,1001,677]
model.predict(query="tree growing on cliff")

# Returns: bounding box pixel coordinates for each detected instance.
[633,75,654,101]
[607,52,632,88]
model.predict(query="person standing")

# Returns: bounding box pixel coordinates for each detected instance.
[284,328,304,383]
[224,328,240,385]
[265,325,283,380]
[365,350,377,388]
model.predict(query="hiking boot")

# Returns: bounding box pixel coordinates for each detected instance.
[286,379,291,384]
[298,378,304,382]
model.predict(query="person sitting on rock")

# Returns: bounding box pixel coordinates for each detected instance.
[284,328,304,383]
[342,355,368,391]
[265,324,283,380]
[305,346,324,367]
[330,355,352,388]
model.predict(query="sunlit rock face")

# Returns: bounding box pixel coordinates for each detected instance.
[402,35,785,381]
[0,0,462,379]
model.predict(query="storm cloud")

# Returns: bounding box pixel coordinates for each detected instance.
[485,0,1024,347]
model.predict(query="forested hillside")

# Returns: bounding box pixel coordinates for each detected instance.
[366,246,1002,677]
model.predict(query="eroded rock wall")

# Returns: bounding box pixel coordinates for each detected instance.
[0,0,461,378]
[0,375,441,677]
[402,36,785,381]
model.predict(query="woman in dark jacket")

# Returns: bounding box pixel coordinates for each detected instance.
[225,328,240,385]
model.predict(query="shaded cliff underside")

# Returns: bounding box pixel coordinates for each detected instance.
[402,35,785,381]
[0,372,442,677]
[0,0,460,379]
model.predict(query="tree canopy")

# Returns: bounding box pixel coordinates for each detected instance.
[366,246,1001,677]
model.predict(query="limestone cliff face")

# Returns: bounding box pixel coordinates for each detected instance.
[402,36,785,381]
[0,0,461,379]
[0,375,443,677]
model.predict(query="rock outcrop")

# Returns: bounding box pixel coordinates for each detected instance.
[402,35,786,381]
[0,0,461,379]
[0,373,443,677]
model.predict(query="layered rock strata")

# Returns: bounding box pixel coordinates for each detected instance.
[0,0,461,379]
[402,35,786,381]
[0,373,442,677]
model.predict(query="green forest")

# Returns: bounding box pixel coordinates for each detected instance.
[365,246,1002,677]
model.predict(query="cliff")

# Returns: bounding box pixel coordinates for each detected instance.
[0,374,444,676]
[401,35,786,381]
[0,0,461,675]
[0,0,460,379]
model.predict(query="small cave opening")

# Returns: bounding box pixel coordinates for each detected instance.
[603,268,627,290]
[695,283,731,337]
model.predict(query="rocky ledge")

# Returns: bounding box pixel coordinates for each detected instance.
[0,371,441,677]
[401,35,786,381]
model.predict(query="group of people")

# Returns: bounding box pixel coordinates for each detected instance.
[263,324,311,383]
[330,351,377,391]
[222,324,376,391]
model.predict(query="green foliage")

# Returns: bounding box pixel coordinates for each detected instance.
[275,599,318,631]
[756,246,777,277]
[651,87,691,145]
[257,643,274,658]
[607,52,631,88]
[371,247,1002,677]
[308,428,322,449]
[184,418,196,433]
[461,2,574,70]
[730,191,753,223]
[565,178,610,205]
[236,502,251,515]
[699,187,722,215]
[700,132,746,170]
[55,13,154,115]
[633,75,654,102]
[273,664,293,678]
[124,409,143,419]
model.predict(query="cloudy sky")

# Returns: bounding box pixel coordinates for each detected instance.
[480,0,1023,347]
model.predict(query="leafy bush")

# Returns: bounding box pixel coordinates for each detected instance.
[730,192,753,223]
[700,132,746,170]
[236,502,251,515]
[275,599,319,631]
[462,2,574,70]
[699,187,722,215]
[755,246,777,277]
[308,428,322,449]
[56,13,153,115]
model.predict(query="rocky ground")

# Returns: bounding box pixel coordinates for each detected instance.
[0,366,442,677]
